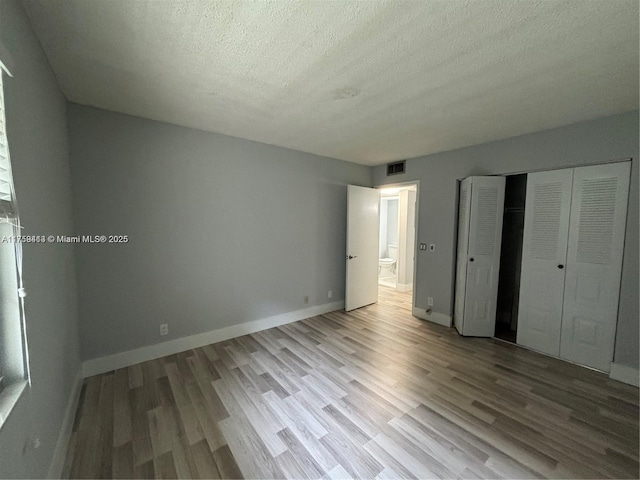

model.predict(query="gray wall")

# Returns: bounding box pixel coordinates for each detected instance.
[67,104,371,360]
[0,0,81,477]
[373,111,639,369]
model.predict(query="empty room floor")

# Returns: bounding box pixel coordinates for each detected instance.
[64,301,639,479]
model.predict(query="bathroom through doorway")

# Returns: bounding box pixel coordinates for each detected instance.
[377,183,418,311]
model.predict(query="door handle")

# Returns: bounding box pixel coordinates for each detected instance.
[469,257,474,262]
[558,264,564,269]
[347,255,358,260]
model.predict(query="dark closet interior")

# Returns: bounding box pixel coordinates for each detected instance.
[495,174,527,343]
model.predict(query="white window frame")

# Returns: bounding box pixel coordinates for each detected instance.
[0,59,30,428]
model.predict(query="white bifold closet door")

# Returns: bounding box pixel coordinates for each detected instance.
[454,176,505,336]
[560,162,630,371]
[453,178,472,334]
[518,161,630,372]
[517,169,574,356]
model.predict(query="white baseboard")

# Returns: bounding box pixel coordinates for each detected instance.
[47,369,82,479]
[609,362,640,387]
[397,282,413,293]
[82,301,345,378]
[412,307,452,328]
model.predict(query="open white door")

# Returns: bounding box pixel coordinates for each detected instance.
[455,176,505,336]
[517,169,573,357]
[560,162,631,372]
[346,185,380,311]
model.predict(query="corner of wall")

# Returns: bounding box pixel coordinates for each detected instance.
[46,369,83,479]
[609,362,640,387]
[412,306,452,328]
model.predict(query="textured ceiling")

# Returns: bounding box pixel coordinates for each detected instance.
[22,0,639,166]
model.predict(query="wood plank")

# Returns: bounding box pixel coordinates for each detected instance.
[148,406,172,457]
[276,427,325,479]
[112,443,133,479]
[217,415,284,479]
[152,451,178,479]
[212,445,243,479]
[185,381,227,452]
[263,390,337,472]
[113,369,132,447]
[190,439,222,479]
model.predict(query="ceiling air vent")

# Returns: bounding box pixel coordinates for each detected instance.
[387,160,406,176]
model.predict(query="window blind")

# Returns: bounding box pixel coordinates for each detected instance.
[0,73,15,217]
[0,68,28,389]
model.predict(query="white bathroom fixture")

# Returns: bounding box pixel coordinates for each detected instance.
[379,244,398,277]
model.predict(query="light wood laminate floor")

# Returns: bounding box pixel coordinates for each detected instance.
[64,289,639,479]
[377,285,412,313]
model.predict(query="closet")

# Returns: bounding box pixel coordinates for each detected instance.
[454,161,631,373]
[495,174,527,343]
[517,161,631,372]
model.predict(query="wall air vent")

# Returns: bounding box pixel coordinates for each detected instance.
[387,160,406,176]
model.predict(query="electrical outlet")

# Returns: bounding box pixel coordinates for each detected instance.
[160,324,168,336]
[427,297,434,307]
[304,295,309,304]
[328,290,333,299]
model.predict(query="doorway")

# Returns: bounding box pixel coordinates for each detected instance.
[494,173,526,343]
[377,183,417,311]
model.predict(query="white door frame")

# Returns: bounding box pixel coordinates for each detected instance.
[375,180,420,311]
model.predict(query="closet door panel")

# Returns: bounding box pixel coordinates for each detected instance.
[517,169,573,356]
[454,178,472,334]
[560,162,631,372]
[462,176,505,337]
